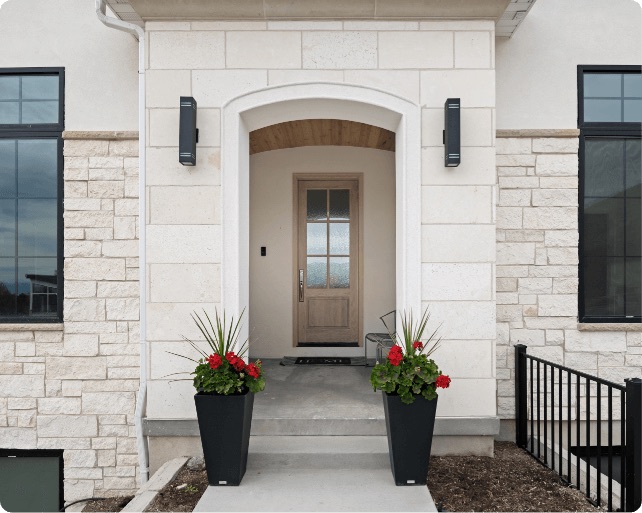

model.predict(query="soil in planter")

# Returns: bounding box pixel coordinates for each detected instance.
[427,441,604,512]
[81,496,133,512]
[145,465,209,512]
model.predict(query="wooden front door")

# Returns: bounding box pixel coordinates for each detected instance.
[296,178,360,346]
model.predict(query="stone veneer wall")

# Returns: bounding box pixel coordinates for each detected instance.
[0,133,140,500]
[495,130,642,423]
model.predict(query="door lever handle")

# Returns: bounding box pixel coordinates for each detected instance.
[299,269,304,302]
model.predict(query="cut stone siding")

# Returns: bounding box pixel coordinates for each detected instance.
[0,135,140,500]
[495,132,642,420]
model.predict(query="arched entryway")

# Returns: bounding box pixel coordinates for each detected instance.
[221,83,422,350]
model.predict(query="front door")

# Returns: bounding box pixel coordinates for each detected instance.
[296,178,360,346]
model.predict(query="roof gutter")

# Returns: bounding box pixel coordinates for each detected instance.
[95,0,149,484]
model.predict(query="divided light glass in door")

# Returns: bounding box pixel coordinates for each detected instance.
[297,179,359,346]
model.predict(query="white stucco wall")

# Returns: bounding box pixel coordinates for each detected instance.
[248,146,396,359]
[496,0,642,129]
[0,0,138,131]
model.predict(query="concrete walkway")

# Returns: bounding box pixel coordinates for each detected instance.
[194,361,437,512]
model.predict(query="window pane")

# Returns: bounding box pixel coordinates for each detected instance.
[584,73,622,97]
[584,99,621,122]
[329,257,349,288]
[307,190,326,221]
[623,99,642,122]
[0,258,16,316]
[329,223,349,255]
[329,189,349,220]
[21,76,59,100]
[624,74,642,97]
[17,139,58,198]
[584,198,624,256]
[0,102,19,124]
[17,258,57,316]
[585,139,625,198]
[0,140,16,198]
[0,76,19,100]
[18,199,57,257]
[21,101,59,124]
[307,257,327,288]
[307,223,326,255]
[626,258,641,318]
[0,200,16,257]
[583,257,625,318]
[627,139,641,197]
[626,198,641,256]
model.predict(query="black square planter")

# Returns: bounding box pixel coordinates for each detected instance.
[194,391,254,486]
[382,392,438,486]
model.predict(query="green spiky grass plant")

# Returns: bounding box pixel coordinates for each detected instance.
[168,309,265,395]
[369,309,450,404]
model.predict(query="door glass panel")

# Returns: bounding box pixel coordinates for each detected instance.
[584,73,622,97]
[329,223,349,255]
[307,190,327,221]
[329,189,349,220]
[329,257,349,288]
[626,198,641,256]
[307,223,327,256]
[307,257,327,288]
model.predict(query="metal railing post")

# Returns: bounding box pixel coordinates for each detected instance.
[515,344,528,448]
[625,378,641,513]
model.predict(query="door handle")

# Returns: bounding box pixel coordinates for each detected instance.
[299,269,304,302]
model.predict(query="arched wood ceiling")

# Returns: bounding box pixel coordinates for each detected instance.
[249,119,396,155]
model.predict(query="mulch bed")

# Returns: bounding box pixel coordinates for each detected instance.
[81,442,604,512]
[427,441,603,512]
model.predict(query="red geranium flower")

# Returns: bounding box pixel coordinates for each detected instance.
[233,358,246,372]
[225,351,236,363]
[436,374,451,389]
[387,345,403,366]
[246,363,260,379]
[207,354,222,370]
[413,341,423,351]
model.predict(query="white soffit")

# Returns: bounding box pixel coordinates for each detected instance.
[104,0,144,28]
[496,0,536,38]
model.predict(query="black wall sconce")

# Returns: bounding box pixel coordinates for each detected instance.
[443,98,460,167]
[179,96,198,166]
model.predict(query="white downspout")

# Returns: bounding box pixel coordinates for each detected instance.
[95,0,149,483]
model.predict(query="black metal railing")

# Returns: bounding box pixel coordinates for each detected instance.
[515,344,641,512]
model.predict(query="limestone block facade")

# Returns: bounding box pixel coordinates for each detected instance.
[0,135,141,500]
[495,131,642,421]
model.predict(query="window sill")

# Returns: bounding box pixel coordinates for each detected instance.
[578,323,642,332]
[0,323,63,332]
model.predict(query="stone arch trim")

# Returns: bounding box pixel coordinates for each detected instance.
[221,82,422,346]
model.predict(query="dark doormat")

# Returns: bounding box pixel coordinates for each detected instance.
[280,356,366,366]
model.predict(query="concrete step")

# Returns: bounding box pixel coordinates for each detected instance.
[251,417,386,436]
[248,435,390,469]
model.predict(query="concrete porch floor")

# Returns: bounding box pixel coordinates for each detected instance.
[194,360,437,512]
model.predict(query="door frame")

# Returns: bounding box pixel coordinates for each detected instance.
[292,173,364,348]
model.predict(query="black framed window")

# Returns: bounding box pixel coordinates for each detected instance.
[0,68,64,322]
[579,65,642,322]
